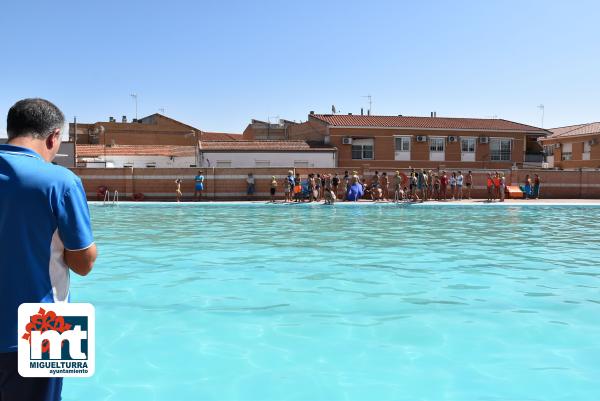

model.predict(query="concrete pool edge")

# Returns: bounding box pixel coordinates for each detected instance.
[89,199,600,206]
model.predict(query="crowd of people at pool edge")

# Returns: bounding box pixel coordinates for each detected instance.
[176,169,542,203]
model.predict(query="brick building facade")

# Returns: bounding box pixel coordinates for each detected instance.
[539,122,600,169]
[288,113,548,169]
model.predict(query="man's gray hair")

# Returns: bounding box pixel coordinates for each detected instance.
[6,98,65,140]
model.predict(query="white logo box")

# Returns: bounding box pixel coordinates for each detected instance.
[18,303,95,378]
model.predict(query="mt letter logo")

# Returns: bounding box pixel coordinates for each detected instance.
[18,303,95,377]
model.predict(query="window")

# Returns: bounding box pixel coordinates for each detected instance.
[145,162,156,168]
[216,160,232,168]
[461,138,476,153]
[294,160,309,168]
[490,139,512,161]
[394,137,410,152]
[394,136,411,160]
[429,137,445,152]
[561,143,572,161]
[255,160,271,167]
[351,138,374,160]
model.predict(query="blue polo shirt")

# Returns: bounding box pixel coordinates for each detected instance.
[0,144,94,353]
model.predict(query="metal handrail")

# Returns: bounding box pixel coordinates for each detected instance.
[103,190,109,205]
[113,190,119,205]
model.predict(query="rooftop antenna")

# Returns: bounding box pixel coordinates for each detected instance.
[332,105,336,114]
[130,93,138,120]
[537,104,545,128]
[158,108,165,114]
[485,115,498,119]
[362,95,372,115]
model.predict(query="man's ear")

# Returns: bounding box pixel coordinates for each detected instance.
[45,128,61,149]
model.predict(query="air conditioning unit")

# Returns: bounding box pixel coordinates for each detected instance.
[448,136,457,143]
[416,135,428,142]
[479,137,489,144]
[342,137,353,145]
[542,162,549,169]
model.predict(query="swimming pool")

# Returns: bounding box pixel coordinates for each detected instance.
[64,203,600,401]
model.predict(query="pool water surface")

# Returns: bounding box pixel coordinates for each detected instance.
[64,204,600,401]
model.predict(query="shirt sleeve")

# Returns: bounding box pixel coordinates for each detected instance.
[56,177,94,251]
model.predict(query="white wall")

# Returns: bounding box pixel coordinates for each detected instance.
[81,155,196,168]
[200,151,336,168]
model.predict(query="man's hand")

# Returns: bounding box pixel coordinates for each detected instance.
[64,244,97,276]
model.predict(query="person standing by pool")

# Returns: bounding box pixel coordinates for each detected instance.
[493,172,501,201]
[194,170,205,201]
[440,171,448,200]
[332,173,340,198]
[0,98,97,401]
[499,173,506,202]
[378,172,387,200]
[393,171,403,201]
[343,170,350,200]
[533,174,541,199]
[486,173,493,202]
[456,171,464,200]
[294,173,302,202]
[433,174,441,200]
[175,178,183,202]
[246,173,255,197]
[449,172,457,200]
[307,173,316,202]
[465,171,473,199]
[270,176,278,202]
[284,170,294,203]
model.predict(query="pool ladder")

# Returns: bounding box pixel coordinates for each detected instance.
[103,190,119,206]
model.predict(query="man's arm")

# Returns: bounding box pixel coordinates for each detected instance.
[64,244,97,276]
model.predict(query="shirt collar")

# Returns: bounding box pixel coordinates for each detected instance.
[0,144,43,160]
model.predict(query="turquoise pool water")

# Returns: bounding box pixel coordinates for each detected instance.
[64,203,600,401]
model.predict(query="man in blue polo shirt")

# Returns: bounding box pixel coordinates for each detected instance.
[0,98,97,401]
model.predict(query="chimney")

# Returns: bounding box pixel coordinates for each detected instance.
[109,116,115,122]
[309,111,315,115]
[361,108,364,115]
[122,115,127,123]
[430,112,434,117]
[367,109,370,116]
[348,113,353,115]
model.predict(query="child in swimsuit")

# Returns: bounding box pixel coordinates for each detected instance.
[270,176,277,203]
[175,178,183,202]
[194,171,204,201]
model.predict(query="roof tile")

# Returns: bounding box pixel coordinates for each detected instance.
[311,114,548,133]
[76,145,196,157]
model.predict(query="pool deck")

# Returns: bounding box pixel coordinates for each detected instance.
[91,199,600,206]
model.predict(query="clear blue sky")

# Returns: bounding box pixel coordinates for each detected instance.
[1,0,599,137]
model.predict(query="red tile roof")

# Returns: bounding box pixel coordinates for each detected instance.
[76,145,196,157]
[543,122,600,140]
[198,140,334,151]
[201,132,243,141]
[310,114,548,133]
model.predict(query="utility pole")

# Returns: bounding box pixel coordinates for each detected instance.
[130,93,138,120]
[537,104,545,128]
